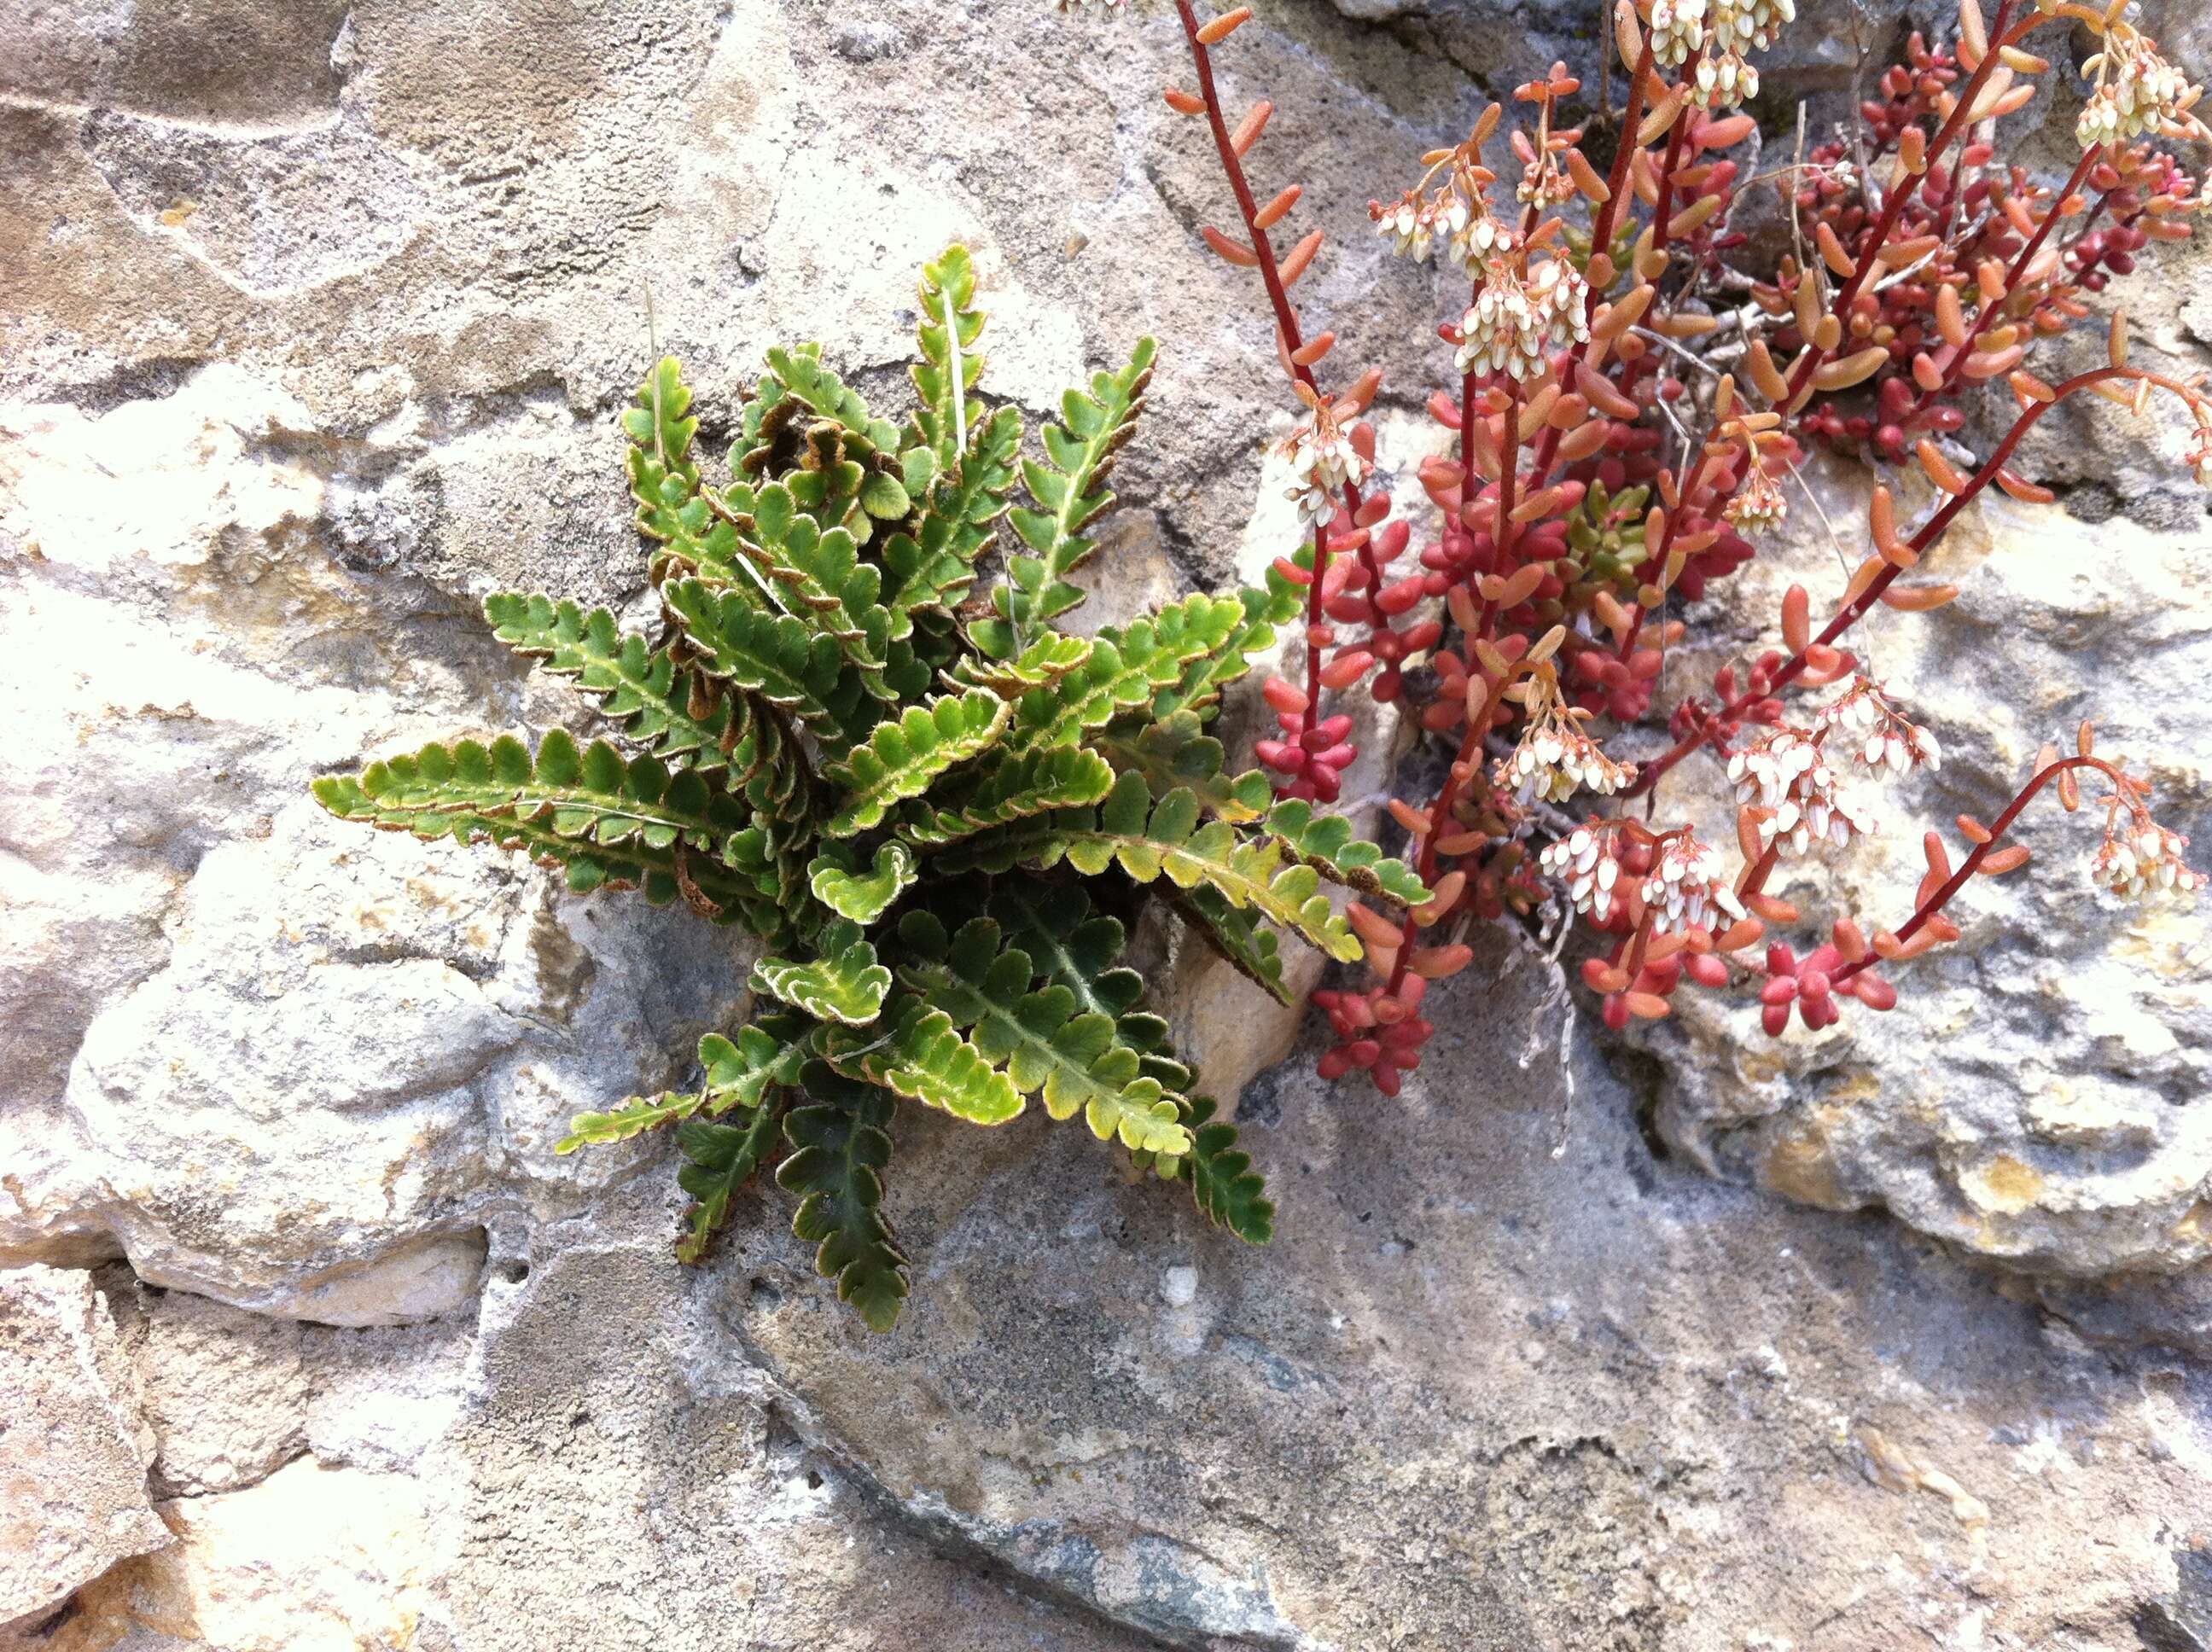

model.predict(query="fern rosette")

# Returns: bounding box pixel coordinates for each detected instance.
[314,247,1417,1329]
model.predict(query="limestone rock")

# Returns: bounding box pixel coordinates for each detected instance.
[0,1266,166,1632]
[1627,462,2212,1301]
[134,1291,308,1498]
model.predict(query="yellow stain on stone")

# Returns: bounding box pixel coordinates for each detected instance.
[1756,1107,1857,1213]
[1962,1153,2044,1216]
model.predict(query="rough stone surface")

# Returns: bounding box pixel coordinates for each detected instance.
[4,0,2212,1647]
[0,1266,166,1631]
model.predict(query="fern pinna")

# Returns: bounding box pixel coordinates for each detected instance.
[313,246,1422,1329]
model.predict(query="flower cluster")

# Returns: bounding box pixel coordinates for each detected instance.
[1727,729,1882,857]
[1497,672,1637,804]
[2079,32,2200,150]
[1538,822,1630,921]
[1455,257,1587,381]
[1278,387,1371,526]
[1815,678,1942,778]
[1642,834,1747,936]
[1650,0,1794,106]
[2091,816,2207,901]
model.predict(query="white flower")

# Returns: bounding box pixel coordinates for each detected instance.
[1539,824,1629,921]
[1457,258,1585,381]
[2091,818,2206,901]
[2077,32,2197,149]
[1691,48,1761,108]
[1642,835,1748,935]
[1650,0,1708,66]
[1371,189,1434,261]
[1813,678,1942,778]
[1495,677,1637,804]
[1726,729,1882,855]
[1529,259,1591,350]
[1445,191,1518,275]
[1278,402,1370,526]
[1710,0,1794,54]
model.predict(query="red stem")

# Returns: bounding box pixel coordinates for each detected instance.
[1831,754,2118,984]
[1172,0,1367,716]
[1901,142,2103,425]
[1621,363,2138,800]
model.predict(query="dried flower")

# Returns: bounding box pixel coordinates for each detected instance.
[1815,678,1942,777]
[2077,32,2199,150]
[1643,833,1748,934]
[1728,729,1882,854]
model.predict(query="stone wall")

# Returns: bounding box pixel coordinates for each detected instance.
[3,1,2211,1648]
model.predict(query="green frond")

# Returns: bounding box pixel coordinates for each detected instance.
[718,482,894,676]
[560,1021,812,1151]
[484,593,742,773]
[806,840,917,926]
[621,358,745,579]
[878,405,1022,640]
[1172,883,1291,1005]
[937,770,1366,963]
[1178,1096,1274,1242]
[975,337,1157,658]
[822,998,1024,1126]
[894,914,1190,1155]
[983,883,1188,1092]
[777,1065,910,1329]
[1093,710,1272,823]
[1262,799,1430,905]
[662,577,860,730]
[910,244,987,469]
[896,744,1115,847]
[1144,571,1306,724]
[675,1097,790,1265]
[944,632,1093,695]
[1004,591,1252,749]
[824,689,1010,838]
[752,924,894,1026]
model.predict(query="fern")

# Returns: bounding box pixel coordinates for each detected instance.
[974,338,1157,658]
[485,594,741,773]
[824,689,1010,838]
[806,841,917,925]
[777,1065,909,1330]
[311,246,1415,1330]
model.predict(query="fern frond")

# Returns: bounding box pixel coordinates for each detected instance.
[663,578,859,730]
[878,405,1022,640]
[559,1021,812,1150]
[910,245,987,469]
[1145,573,1305,725]
[621,358,744,580]
[1093,710,1272,823]
[974,338,1157,658]
[894,914,1190,1155]
[806,841,917,926]
[736,344,901,479]
[1261,799,1430,905]
[896,744,1115,847]
[777,1064,910,1329]
[983,883,1188,1092]
[675,1097,790,1264]
[1171,883,1291,1005]
[821,998,1024,1126]
[718,482,893,673]
[752,923,893,1025]
[824,689,1010,838]
[938,771,1365,962]
[1178,1096,1273,1242]
[1005,592,1251,749]
[944,632,1092,695]
[484,593,742,773]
